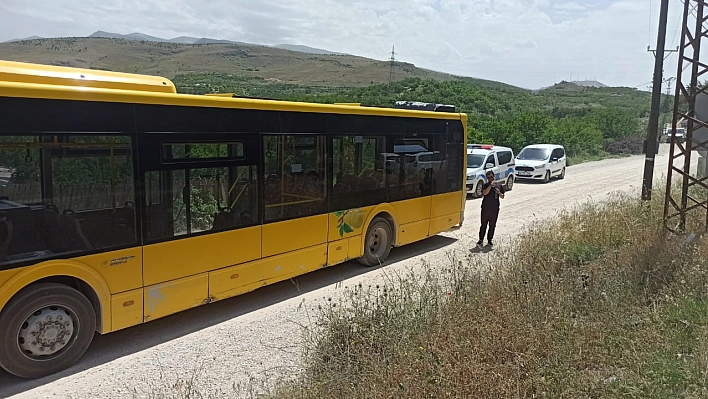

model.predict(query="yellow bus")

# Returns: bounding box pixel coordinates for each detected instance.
[0,60,467,378]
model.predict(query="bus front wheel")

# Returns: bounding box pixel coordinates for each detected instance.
[358,217,393,267]
[0,283,96,379]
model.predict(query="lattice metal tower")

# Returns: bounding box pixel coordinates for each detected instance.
[388,45,396,83]
[664,0,708,232]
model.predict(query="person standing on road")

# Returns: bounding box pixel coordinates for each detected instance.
[477,170,505,248]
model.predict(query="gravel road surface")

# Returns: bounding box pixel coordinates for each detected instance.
[0,145,696,399]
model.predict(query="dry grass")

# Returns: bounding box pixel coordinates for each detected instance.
[264,194,708,399]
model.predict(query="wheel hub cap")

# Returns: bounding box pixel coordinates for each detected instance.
[369,230,381,252]
[368,227,388,258]
[19,306,74,356]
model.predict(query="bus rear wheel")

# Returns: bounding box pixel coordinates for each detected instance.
[0,283,96,379]
[358,217,393,267]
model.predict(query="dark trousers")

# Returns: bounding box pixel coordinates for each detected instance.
[479,207,499,243]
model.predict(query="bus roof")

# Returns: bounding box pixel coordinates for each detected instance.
[0,60,466,121]
[0,60,176,94]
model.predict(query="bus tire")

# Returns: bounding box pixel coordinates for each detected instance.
[0,283,96,379]
[358,217,393,267]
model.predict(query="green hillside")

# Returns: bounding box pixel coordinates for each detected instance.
[179,75,651,158]
[0,37,458,86]
[0,37,657,160]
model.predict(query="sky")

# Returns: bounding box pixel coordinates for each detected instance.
[0,0,690,89]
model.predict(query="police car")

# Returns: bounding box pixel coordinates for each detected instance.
[466,144,515,198]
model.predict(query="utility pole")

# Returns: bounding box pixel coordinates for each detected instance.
[642,0,670,201]
[660,77,676,139]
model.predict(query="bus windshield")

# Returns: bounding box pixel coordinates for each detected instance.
[467,154,486,168]
[517,148,550,161]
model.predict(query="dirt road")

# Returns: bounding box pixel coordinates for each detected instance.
[0,145,694,399]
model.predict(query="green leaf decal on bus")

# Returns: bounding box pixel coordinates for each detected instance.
[335,208,365,237]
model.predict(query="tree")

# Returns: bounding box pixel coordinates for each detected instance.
[592,108,641,139]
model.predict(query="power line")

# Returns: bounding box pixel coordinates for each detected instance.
[666,1,685,66]
[633,80,655,89]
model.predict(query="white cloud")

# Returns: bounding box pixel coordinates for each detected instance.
[552,2,586,11]
[0,0,689,89]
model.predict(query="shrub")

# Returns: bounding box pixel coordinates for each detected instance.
[265,194,708,399]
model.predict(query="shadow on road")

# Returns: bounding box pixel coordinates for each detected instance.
[514,178,561,186]
[0,234,457,398]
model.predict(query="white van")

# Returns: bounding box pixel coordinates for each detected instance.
[376,152,400,173]
[466,144,515,197]
[666,128,686,143]
[403,151,445,174]
[515,144,566,183]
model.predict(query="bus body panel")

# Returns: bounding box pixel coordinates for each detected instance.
[397,219,432,246]
[111,288,144,332]
[76,248,143,294]
[262,215,328,258]
[332,203,401,253]
[429,192,464,235]
[459,113,469,223]
[209,244,328,302]
[0,259,113,333]
[326,206,377,243]
[143,273,209,322]
[0,80,461,121]
[390,197,431,226]
[347,236,364,259]
[327,239,350,265]
[143,226,262,286]
[260,244,328,283]
[0,60,176,93]
[431,191,465,219]
[429,213,461,236]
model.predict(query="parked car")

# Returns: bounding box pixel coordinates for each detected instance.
[466,144,515,197]
[514,144,566,183]
[666,127,686,143]
[403,151,445,174]
[376,152,400,173]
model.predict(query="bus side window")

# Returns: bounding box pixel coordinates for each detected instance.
[0,134,137,264]
[145,165,258,241]
[331,135,387,210]
[387,135,436,201]
[48,135,136,250]
[444,123,464,193]
[145,140,258,241]
[263,135,326,222]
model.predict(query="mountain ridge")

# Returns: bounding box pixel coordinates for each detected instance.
[1,32,618,92]
[8,31,346,57]
[0,36,466,88]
